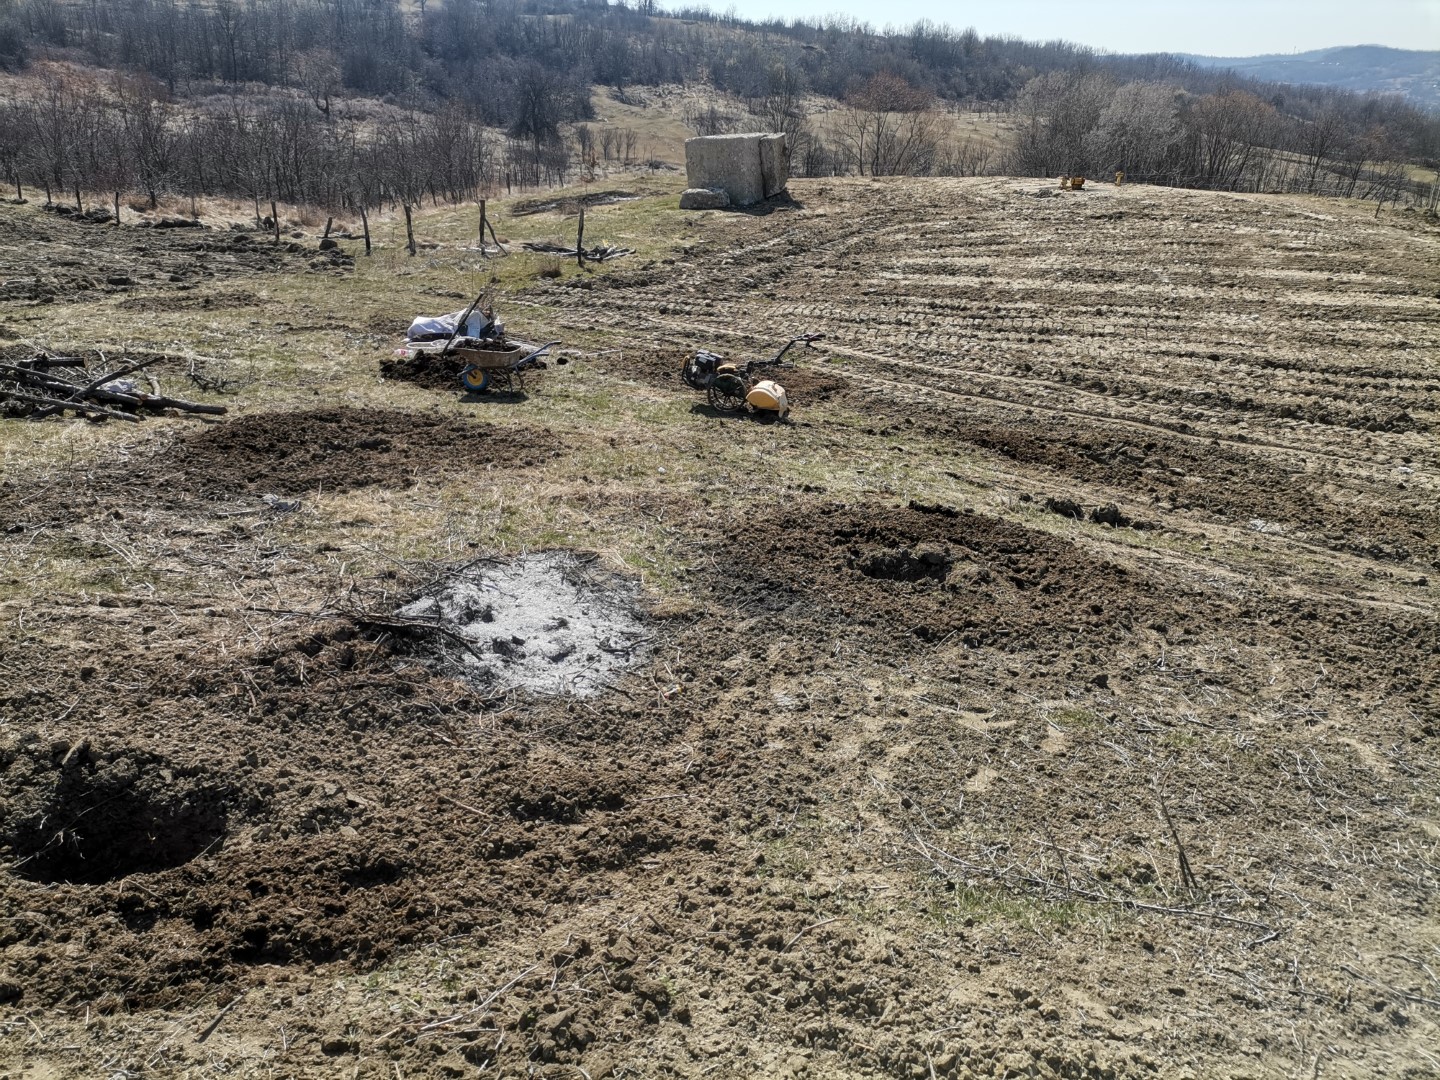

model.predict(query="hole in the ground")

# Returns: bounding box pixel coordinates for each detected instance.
[4,757,233,885]
[852,545,953,583]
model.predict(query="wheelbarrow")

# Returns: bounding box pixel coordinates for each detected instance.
[456,340,560,394]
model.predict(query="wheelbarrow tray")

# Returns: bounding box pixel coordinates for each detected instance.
[451,344,527,369]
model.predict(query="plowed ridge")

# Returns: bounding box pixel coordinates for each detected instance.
[564,176,1440,566]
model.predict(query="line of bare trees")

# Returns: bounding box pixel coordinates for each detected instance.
[1007,71,1431,206]
[0,69,584,253]
[0,0,1433,214]
[4,0,1436,177]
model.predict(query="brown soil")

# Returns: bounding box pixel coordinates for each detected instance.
[379,350,471,390]
[1,408,559,526]
[0,208,330,304]
[768,364,854,404]
[380,347,551,395]
[510,190,640,216]
[2,179,1438,1080]
[159,408,557,497]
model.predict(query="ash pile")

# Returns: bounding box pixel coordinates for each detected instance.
[397,552,650,697]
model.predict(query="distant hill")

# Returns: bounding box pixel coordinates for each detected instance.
[1181,46,1440,108]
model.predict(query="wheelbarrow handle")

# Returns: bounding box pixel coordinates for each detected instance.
[520,340,562,362]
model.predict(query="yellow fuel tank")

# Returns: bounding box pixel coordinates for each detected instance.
[746,379,789,416]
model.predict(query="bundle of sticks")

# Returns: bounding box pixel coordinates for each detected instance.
[521,241,633,261]
[0,353,228,423]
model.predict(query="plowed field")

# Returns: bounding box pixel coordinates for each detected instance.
[1,177,1437,1080]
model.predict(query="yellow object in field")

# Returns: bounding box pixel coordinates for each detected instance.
[1069,175,1085,190]
[746,379,789,416]
[1115,170,1125,186]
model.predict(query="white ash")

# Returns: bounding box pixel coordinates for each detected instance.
[397,551,650,697]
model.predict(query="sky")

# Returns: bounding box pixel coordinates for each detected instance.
[703,0,1440,56]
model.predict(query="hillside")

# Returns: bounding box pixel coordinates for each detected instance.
[1184,45,1440,108]
[1,173,1437,1078]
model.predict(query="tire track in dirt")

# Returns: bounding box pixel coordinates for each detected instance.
[556,177,1440,566]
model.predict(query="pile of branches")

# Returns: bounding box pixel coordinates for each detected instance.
[0,354,228,423]
[521,241,633,261]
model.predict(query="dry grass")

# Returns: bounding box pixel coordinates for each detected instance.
[4,171,1440,1080]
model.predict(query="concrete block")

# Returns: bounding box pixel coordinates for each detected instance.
[679,188,731,210]
[758,134,789,198]
[684,133,764,207]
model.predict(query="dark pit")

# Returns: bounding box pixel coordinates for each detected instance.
[3,750,233,885]
[852,546,953,583]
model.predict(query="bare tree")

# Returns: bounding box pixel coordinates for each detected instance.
[114,75,174,209]
[835,72,941,176]
[1188,90,1280,190]
[683,101,737,136]
[294,48,342,118]
[22,76,66,204]
[1084,81,1182,181]
[1007,71,1114,177]
[575,122,595,164]
[1296,104,1349,193]
[934,136,992,177]
[0,101,25,200]
[747,64,815,162]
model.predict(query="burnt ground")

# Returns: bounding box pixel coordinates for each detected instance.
[1,179,1438,1079]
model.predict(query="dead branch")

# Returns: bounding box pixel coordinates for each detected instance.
[1,353,228,422]
[784,916,845,951]
[1,387,143,422]
[521,241,633,261]
[352,611,488,664]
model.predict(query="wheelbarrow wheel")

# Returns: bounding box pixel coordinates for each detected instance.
[461,366,491,392]
[707,381,748,414]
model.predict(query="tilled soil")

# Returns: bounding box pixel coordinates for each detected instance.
[1,407,560,525]
[0,210,338,304]
[2,179,1438,1079]
[159,408,559,497]
[556,177,1440,570]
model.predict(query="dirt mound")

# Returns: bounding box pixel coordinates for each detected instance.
[0,206,313,303]
[0,616,678,1011]
[379,350,468,390]
[151,408,559,498]
[712,500,1157,653]
[771,364,852,404]
[707,498,1437,686]
[380,346,548,394]
[510,189,638,216]
[945,418,1439,566]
